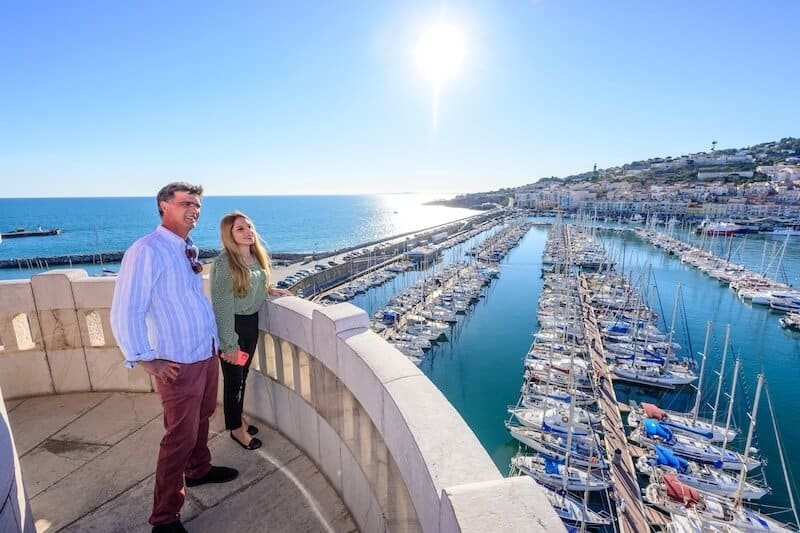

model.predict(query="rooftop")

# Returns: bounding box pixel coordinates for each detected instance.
[10,392,354,532]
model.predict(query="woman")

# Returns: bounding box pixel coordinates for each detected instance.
[211,211,292,450]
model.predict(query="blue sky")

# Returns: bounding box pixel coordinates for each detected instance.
[1,0,798,197]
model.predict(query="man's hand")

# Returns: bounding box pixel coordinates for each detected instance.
[139,359,181,384]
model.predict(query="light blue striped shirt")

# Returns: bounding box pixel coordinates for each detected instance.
[111,225,218,368]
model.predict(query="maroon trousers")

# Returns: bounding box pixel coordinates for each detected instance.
[149,356,219,526]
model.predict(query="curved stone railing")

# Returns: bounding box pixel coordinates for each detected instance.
[0,270,563,532]
[1,384,34,531]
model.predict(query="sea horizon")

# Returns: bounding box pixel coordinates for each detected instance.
[0,194,481,279]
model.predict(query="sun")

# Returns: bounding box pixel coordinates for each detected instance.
[414,22,466,87]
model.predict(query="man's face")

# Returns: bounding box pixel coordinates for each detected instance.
[160,191,201,234]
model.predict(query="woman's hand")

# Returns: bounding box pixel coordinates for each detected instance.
[269,287,293,297]
[219,350,239,364]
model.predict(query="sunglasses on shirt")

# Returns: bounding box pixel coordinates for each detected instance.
[185,242,204,274]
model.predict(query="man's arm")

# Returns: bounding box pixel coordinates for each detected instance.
[110,241,159,369]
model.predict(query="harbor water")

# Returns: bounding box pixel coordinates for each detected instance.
[384,223,799,522]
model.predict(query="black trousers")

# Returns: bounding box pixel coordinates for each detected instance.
[220,312,259,430]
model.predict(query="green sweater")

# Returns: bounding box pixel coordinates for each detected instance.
[210,252,269,354]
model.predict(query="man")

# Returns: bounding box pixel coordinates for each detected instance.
[111,182,238,533]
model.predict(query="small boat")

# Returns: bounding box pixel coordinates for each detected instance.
[535,482,612,526]
[636,446,769,500]
[611,361,697,389]
[506,425,607,470]
[760,226,800,236]
[513,455,610,492]
[779,313,800,331]
[630,420,760,472]
[524,383,596,407]
[695,220,745,236]
[645,474,792,532]
[508,406,598,437]
[1,226,62,238]
[628,401,737,442]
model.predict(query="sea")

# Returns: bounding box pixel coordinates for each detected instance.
[2,196,799,525]
[0,194,478,279]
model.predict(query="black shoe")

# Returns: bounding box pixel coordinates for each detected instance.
[231,431,262,450]
[185,465,239,487]
[152,521,187,533]
[246,424,259,436]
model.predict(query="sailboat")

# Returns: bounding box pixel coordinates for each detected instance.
[629,419,760,472]
[628,402,737,443]
[512,455,610,492]
[628,322,738,443]
[534,482,612,526]
[644,473,791,532]
[645,375,796,532]
[636,445,769,500]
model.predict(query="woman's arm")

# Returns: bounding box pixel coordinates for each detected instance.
[210,256,239,359]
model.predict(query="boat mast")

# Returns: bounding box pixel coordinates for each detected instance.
[666,284,682,360]
[759,239,768,276]
[734,374,763,508]
[562,321,576,515]
[721,359,740,452]
[711,324,731,427]
[692,321,713,423]
[764,381,800,528]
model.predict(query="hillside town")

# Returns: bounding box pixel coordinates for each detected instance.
[445,138,800,221]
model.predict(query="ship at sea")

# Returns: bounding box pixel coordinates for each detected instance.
[1,226,62,238]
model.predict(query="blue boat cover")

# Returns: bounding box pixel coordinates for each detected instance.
[544,458,561,475]
[607,323,629,333]
[541,420,568,435]
[644,418,675,443]
[655,445,689,473]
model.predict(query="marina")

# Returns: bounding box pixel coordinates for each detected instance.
[2,207,800,531]
[634,225,800,314]
[501,221,799,531]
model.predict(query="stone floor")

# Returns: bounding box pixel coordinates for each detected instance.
[7,392,358,533]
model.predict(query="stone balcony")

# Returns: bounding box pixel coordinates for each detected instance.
[0,269,563,532]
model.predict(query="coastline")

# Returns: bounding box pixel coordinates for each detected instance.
[0,208,502,279]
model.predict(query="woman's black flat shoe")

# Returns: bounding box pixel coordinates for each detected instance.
[231,432,262,450]
[246,425,259,436]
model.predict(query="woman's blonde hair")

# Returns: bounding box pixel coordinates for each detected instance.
[219,211,272,297]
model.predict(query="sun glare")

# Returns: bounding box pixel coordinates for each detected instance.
[414,21,466,130]
[414,22,466,86]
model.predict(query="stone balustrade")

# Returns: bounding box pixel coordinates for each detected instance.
[0,269,563,532]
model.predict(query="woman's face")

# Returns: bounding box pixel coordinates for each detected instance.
[231,217,256,247]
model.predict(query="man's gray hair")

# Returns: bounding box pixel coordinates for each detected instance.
[156,181,204,216]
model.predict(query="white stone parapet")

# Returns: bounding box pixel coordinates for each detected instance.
[0,270,563,532]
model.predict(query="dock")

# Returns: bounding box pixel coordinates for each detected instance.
[578,274,669,532]
[377,262,477,339]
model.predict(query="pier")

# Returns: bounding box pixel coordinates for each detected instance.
[579,274,669,532]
